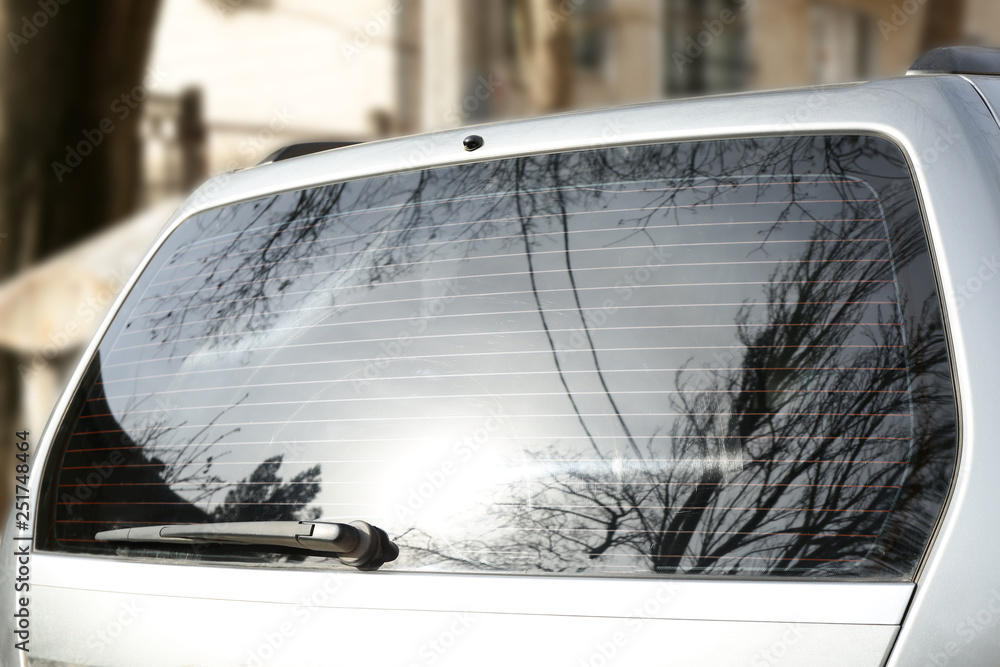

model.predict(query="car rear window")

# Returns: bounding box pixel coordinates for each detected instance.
[40,135,957,579]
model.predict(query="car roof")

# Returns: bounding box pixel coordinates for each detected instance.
[169,73,983,235]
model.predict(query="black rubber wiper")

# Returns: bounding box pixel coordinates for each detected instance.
[95,520,398,571]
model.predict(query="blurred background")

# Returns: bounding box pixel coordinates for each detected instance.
[0,0,996,510]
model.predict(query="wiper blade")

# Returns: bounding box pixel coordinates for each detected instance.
[96,520,398,571]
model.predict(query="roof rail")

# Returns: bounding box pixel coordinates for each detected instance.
[907,46,1000,76]
[258,141,361,166]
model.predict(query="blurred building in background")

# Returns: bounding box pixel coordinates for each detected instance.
[136,0,1000,206]
[1,0,998,470]
[397,0,1000,130]
[139,0,1000,205]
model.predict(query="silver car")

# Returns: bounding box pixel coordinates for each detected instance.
[4,46,1000,667]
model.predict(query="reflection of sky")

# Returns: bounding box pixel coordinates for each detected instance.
[110,175,898,506]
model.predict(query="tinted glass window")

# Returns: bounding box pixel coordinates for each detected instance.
[41,135,956,579]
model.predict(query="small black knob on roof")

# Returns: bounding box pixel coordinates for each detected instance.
[463,134,484,151]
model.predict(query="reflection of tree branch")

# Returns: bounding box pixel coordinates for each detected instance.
[550,154,642,459]
[397,137,952,577]
[514,160,604,459]
[212,455,322,523]
[62,134,952,579]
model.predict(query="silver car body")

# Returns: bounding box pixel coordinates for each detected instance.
[3,73,1000,666]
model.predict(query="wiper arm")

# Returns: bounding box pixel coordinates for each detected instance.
[96,520,398,571]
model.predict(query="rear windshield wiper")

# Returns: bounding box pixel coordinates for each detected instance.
[96,520,398,571]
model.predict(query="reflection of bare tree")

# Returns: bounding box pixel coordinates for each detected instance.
[53,363,323,547]
[401,235,949,574]
[50,134,953,578]
[142,187,341,347]
[212,455,322,523]
[112,390,246,504]
[395,138,954,578]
